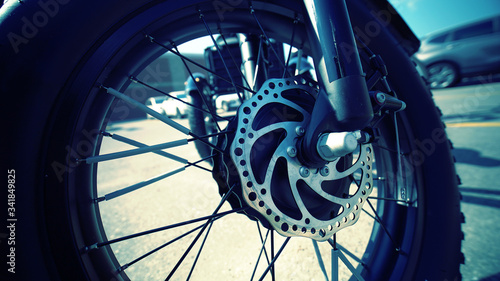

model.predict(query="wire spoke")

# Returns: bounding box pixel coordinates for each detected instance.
[258,236,290,281]
[84,139,188,164]
[199,10,245,103]
[146,34,256,95]
[312,240,330,281]
[96,155,213,202]
[104,86,191,135]
[172,43,223,132]
[130,76,231,122]
[366,199,400,251]
[283,18,299,78]
[165,185,240,280]
[186,220,215,280]
[119,222,206,272]
[218,30,252,90]
[249,7,290,78]
[327,239,366,268]
[368,196,413,204]
[251,227,271,281]
[101,131,188,164]
[85,207,245,252]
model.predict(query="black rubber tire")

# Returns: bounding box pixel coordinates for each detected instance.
[187,85,218,160]
[1,0,462,280]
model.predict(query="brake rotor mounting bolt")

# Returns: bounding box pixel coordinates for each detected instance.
[287,146,297,158]
[299,167,310,178]
[320,166,330,177]
[295,126,305,136]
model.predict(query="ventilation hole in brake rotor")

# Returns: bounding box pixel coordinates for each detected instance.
[243,171,249,177]
[321,178,350,198]
[250,130,287,185]
[292,225,298,231]
[234,148,243,156]
[281,89,316,114]
[243,107,251,114]
[269,82,276,89]
[259,201,265,207]
[274,216,280,222]
[319,229,326,237]
[298,180,344,221]
[248,192,257,201]
[269,157,302,221]
[336,154,356,173]
[266,209,272,215]
[240,128,246,134]
[252,102,257,107]
[281,223,289,232]
[246,182,253,188]
[251,103,303,131]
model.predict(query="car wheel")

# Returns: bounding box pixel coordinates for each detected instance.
[427,62,460,88]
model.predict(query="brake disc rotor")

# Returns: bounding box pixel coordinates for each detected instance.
[220,77,373,241]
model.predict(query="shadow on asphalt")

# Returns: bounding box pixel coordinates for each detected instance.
[460,187,500,209]
[479,272,500,281]
[453,148,500,167]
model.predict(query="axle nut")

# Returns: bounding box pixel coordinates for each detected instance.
[317,132,358,161]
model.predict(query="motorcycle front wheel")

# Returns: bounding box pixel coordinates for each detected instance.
[1,0,463,280]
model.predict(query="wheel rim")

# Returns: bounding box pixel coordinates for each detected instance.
[428,63,457,88]
[52,1,423,280]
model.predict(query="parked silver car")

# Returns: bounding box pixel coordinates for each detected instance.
[415,15,500,88]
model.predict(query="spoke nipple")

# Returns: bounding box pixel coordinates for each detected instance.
[320,166,330,177]
[287,146,297,158]
[295,126,305,136]
[299,167,310,178]
[100,131,112,137]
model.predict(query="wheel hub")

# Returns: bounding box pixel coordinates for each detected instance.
[213,77,374,241]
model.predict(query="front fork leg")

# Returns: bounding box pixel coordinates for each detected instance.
[299,0,374,167]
